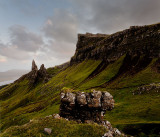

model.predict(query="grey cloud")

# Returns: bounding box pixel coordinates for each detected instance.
[42,9,78,43]
[46,39,75,59]
[42,9,78,59]
[9,25,44,52]
[71,0,160,33]
[42,0,160,59]
[0,25,45,61]
[1,0,160,71]
[0,43,31,60]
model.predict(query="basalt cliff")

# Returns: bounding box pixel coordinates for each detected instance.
[71,24,160,64]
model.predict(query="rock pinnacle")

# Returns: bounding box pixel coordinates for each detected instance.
[32,60,38,71]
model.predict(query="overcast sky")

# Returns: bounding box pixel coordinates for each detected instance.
[0,0,160,71]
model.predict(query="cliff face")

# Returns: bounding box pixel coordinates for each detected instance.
[70,24,160,64]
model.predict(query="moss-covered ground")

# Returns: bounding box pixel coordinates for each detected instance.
[0,117,107,137]
[0,58,160,136]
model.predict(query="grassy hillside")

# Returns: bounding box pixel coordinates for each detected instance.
[1,117,107,137]
[0,56,160,136]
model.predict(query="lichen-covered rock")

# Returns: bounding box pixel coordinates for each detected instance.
[87,90,102,108]
[60,89,115,123]
[102,92,114,110]
[61,92,76,107]
[76,92,87,106]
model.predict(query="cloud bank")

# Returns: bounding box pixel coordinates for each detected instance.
[0,0,160,71]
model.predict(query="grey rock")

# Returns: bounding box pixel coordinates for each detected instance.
[61,92,76,107]
[32,60,38,71]
[102,92,115,110]
[27,60,49,84]
[60,89,115,123]
[113,128,121,136]
[103,131,113,137]
[44,128,52,135]
[77,92,87,106]
[53,114,61,119]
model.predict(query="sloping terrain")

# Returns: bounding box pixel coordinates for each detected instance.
[0,23,160,136]
[1,117,107,137]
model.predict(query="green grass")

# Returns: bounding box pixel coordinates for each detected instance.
[79,55,125,89]
[46,67,62,76]
[0,57,160,136]
[45,60,101,89]
[108,59,160,88]
[104,88,160,125]
[0,117,107,137]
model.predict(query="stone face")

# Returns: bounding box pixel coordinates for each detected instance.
[60,90,115,123]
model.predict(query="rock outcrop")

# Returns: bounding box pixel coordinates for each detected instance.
[17,60,50,84]
[70,23,160,65]
[60,89,114,123]
[32,60,38,71]
[29,60,38,84]
[132,83,160,95]
[59,89,127,136]
[29,60,49,84]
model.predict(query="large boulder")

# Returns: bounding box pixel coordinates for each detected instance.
[60,89,115,123]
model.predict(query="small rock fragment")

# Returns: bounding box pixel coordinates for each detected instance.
[53,114,61,119]
[44,128,52,135]
[103,130,113,137]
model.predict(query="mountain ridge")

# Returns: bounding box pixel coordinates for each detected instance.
[71,23,160,64]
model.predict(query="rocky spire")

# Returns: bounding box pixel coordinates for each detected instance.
[39,64,47,78]
[32,60,38,71]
